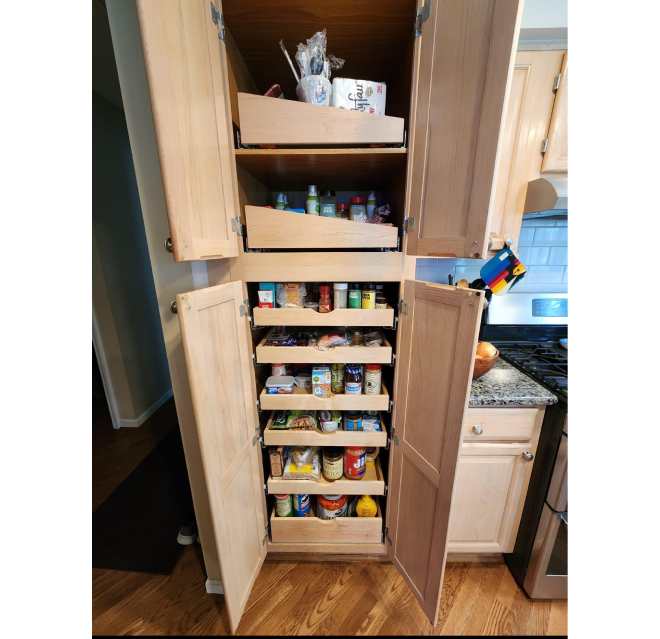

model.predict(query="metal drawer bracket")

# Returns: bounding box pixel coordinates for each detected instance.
[414,0,431,37]
[210,2,225,41]
[252,353,264,367]
[389,399,394,413]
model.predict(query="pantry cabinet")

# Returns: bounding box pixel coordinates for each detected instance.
[132,0,523,632]
[541,53,568,174]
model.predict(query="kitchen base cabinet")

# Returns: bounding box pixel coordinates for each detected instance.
[447,407,545,555]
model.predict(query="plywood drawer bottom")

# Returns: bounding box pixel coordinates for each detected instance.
[270,502,383,545]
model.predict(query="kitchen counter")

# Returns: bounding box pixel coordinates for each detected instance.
[469,358,557,406]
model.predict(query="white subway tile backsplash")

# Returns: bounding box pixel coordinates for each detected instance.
[454,266,482,283]
[541,284,568,293]
[521,219,556,227]
[518,246,550,266]
[525,265,565,284]
[509,283,541,293]
[518,227,535,246]
[532,227,568,246]
[455,258,476,266]
[548,246,568,266]
[562,266,568,283]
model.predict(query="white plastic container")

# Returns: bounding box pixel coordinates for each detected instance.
[265,376,294,394]
[332,78,387,115]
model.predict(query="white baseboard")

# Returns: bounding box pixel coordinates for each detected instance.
[118,388,174,428]
[205,579,224,595]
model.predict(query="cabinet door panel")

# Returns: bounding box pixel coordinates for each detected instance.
[541,53,568,174]
[388,281,483,624]
[407,0,523,258]
[136,0,239,261]
[177,281,266,633]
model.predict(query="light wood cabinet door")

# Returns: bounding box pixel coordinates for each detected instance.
[136,0,240,261]
[176,281,267,633]
[489,51,565,252]
[541,53,568,174]
[406,0,523,259]
[447,443,535,554]
[388,281,483,624]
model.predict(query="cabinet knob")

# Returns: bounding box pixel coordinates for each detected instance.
[522,451,534,462]
[169,300,177,314]
[472,425,483,436]
[164,238,174,253]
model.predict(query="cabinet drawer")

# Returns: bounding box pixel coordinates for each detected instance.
[252,305,395,328]
[463,408,538,442]
[269,501,382,545]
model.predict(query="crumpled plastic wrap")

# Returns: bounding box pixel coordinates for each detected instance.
[294,29,344,106]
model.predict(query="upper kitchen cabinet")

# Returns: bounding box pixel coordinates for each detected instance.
[406,0,524,259]
[489,51,566,253]
[135,0,241,262]
[541,53,568,174]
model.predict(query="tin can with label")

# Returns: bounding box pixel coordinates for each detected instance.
[275,494,293,517]
[292,494,310,517]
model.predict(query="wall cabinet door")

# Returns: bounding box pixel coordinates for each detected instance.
[406,0,523,259]
[176,280,267,633]
[387,281,484,624]
[136,0,240,261]
[447,443,534,554]
[489,51,565,252]
[541,53,568,174]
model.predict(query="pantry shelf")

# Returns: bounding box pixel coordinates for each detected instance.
[253,306,395,328]
[267,458,385,497]
[263,412,388,447]
[235,148,407,191]
[245,206,398,250]
[260,384,390,412]
[256,328,392,364]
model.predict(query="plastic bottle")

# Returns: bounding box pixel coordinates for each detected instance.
[275,193,286,210]
[283,194,290,210]
[306,185,320,215]
[366,191,377,221]
[356,495,377,517]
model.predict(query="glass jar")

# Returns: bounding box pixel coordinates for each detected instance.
[336,203,349,219]
[375,295,387,309]
[333,283,348,309]
[344,447,367,480]
[304,301,319,312]
[331,364,345,394]
[348,283,362,309]
[322,448,344,482]
[344,410,363,431]
[350,328,364,346]
[364,364,382,395]
[317,494,347,519]
[365,447,379,467]
[349,197,367,222]
[320,190,337,217]
[344,364,362,395]
[362,283,376,309]
[319,285,332,313]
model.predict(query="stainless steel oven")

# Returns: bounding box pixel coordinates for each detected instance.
[523,417,567,598]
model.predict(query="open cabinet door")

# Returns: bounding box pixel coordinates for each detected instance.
[388,281,483,625]
[407,0,523,259]
[177,281,267,633]
[136,0,240,262]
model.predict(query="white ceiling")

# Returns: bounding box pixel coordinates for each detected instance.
[92,0,123,109]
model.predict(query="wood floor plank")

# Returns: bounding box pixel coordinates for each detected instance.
[547,602,568,636]
[525,600,552,636]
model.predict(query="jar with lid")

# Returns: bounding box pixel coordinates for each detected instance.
[304,301,319,312]
[319,190,337,217]
[331,363,345,394]
[375,295,387,309]
[344,410,362,431]
[344,364,362,395]
[344,447,367,480]
[322,447,344,482]
[362,283,376,309]
[317,494,348,519]
[350,328,364,346]
[348,283,362,309]
[333,283,348,309]
[349,197,367,222]
[336,203,349,219]
[318,285,332,313]
[365,447,379,467]
[364,364,382,395]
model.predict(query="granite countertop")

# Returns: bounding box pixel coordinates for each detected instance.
[469,358,557,406]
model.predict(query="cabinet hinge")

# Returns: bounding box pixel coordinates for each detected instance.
[541,138,549,154]
[240,298,251,318]
[398,300,409,315]
[386,533,393,546]
[402,216,415,235]
[553,73,562,92]
[231,216,243,236]
[382,526,389,544]
[414,0,431,37]
[210,2,225,41]
[393,434,400,446]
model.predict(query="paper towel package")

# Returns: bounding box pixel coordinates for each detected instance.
[331,78,387,115]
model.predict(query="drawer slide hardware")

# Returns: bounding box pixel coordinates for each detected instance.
[414,0,431,37]
[209,2,226,41]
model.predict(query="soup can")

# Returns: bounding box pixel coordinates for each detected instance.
[292,494,310,517]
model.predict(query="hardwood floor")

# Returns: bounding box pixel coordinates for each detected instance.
[92,365,566,636]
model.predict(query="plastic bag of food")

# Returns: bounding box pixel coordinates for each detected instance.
[362,414,381,432]
[315,330,351,351]
[364,330,383,347]
[289,446,316,469]
[276,283,307,308]
[282,449,320,481]
[370,204,392,224]
[270,410,317,430]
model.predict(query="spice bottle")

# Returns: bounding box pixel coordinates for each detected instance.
[349,196,367,222]
[366,191,377,221]
[322,448,344,482]
[333,283,348,308]
[336,203,349,219]
[320,190,337,217]
[362,283,376,309]
[319,285,332,313]
[375,295,387,309]
[348,283,362,309]
[275,193,286,210]
[306,185,320,215]
[365,364,382,394]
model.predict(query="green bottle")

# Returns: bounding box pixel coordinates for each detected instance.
[306,185,320,215]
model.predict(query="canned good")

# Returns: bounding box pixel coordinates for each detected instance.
[275,494,293,517]
[292,494,310,517]
[317,494,347,520]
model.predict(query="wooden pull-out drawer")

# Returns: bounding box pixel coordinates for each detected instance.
[252,305,395,328]
[463,408,538,442]
[260,383,390,412]
[269,500,383,545]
